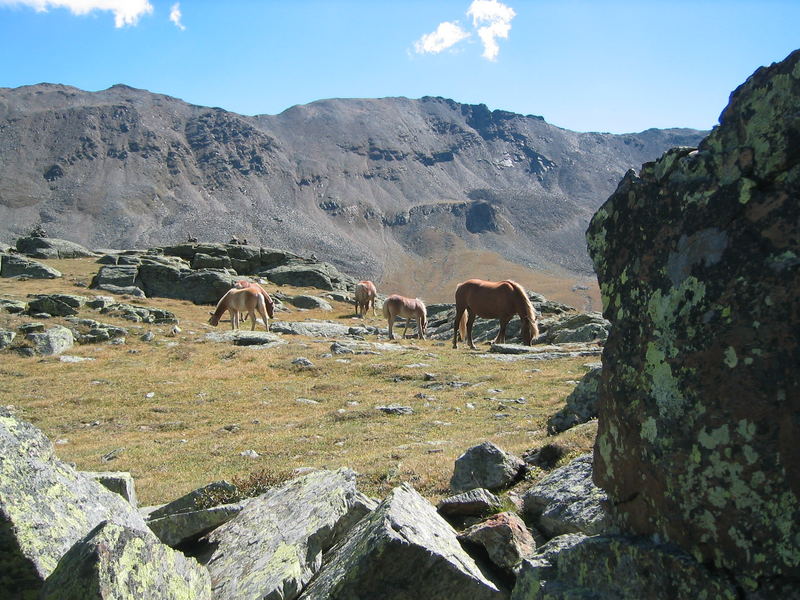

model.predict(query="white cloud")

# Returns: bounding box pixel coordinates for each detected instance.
[466,0,516,61]
[0,0,153,27]
[414,20,470,55]
[169,1,184,30]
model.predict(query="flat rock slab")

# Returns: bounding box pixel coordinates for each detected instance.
[0,410,149,598]
[202,468,375,600]
[204,330,286,348]
[40,521,212,600]
[148,502,247,548]
[299,483,505,600]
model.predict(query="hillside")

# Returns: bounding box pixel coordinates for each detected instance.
[0,84,706,303]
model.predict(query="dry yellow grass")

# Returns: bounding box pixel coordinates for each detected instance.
[0,257,597,506]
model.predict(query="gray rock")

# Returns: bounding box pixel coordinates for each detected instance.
[1,253,61,279]
[376,405,414,415]
[203,330,285,348]
[546,366,602,434]
[290,294,333,310]
[27,293,88,317]
[437,488,503,517]
[261,261,355,291]
[450,441,525,493]
[0,328,15,349]
[0,298,27,313]
[148,502,247,548]
[458,512,536,574]
[40,521,212,599]
[94,283,147,297]
[0,410,149,598]
[292,357,314,367]
[521,454,612,538]
[91,264,139,288]
[299,483,505,600]
[81,471,138,507]
[100,303,177,324]
[15,236,96,259]
[191,252,232,270]
[85,295,116,309]
[149,481,237,521]
[539,312,610,344]
[511,535,739,600]
[270,320,354,338]
[201,468,375,600]
[25,325,74,356]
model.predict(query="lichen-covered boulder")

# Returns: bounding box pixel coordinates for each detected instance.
[0,328,15,349]
[521,454,611,539]
[511,535,739,600]
[546,366,601,434]
[25,325,74,356]
[39,521,212,599]
[1,254,61,279]
[585,49,800,591]
[201,468,375,600]
[289,295,333,310]
[90,265,139,289]
[15,236,96,259]
[450,441,525,493]
[299,483,505,600]
[539,312,610,344]
[0,410,149,598]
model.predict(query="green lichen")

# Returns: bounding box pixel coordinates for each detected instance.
[640,417,657,443]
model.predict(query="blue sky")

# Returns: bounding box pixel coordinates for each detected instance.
[0,1,797,133]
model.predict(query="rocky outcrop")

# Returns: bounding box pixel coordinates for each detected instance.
[0,253,62,279]
[15,236,97,259]
[200,468,375,600]
[584,49,800,594]
[298,483,506,600]
[23,324,75,356]
[39,521,212,599]
[0,409,149,598]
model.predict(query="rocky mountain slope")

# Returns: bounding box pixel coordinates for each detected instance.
[0,84,705,300]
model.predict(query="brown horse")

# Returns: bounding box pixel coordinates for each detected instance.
[354,280,377,317]
[209,288,269,331]
[383,294,427,340]
[234,279,275,330]
[452,279,539,350]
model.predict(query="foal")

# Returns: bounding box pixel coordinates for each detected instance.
[383,294,427,340]
[354,280,377,317]
[209,288,269,331]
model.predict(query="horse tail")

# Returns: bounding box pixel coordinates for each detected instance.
[506,280,539,341]
[382,298,391,320]
[458,310,467,341]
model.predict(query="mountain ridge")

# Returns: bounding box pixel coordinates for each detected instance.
[0,83,707,302]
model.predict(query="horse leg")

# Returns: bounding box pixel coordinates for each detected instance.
[466,309,477,350]
[387,312,395,340]
[494,317,510,344]
[230,309,238,330]
[452,306,466,349]
[418,316,425,340]
[402,317,410,339]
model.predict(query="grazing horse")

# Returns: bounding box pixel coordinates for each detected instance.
[234,279,275,330]
[383,294,427,340]
[209,288,269,331]
[354,280,377,317]
[452,279,539,350]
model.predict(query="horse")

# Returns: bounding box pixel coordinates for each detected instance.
[208,287,269,331]
[452,279,539,350]
[233,279,275,330]
[383,294,427,340]
[354,280,377,317]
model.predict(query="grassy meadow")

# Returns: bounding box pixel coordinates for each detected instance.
[0,257,597,506]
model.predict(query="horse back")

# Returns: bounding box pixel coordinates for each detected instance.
[455,279,518,318]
